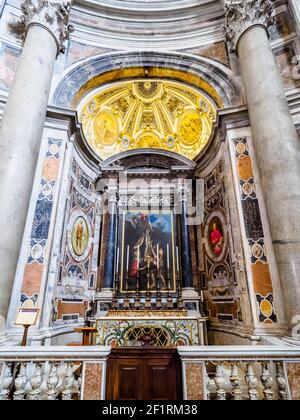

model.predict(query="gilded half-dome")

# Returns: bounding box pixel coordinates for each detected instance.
[79,79,217,161]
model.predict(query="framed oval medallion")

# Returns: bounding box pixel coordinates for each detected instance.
[71,216,89,258]
[204,211,227,261]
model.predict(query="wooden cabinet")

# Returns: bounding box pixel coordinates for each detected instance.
[106,348,182,400]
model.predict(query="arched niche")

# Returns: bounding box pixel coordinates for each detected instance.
[51,51,244,110]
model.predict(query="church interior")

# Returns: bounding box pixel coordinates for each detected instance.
[0,0,300,401]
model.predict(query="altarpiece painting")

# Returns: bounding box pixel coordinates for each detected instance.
[120,211,176,293]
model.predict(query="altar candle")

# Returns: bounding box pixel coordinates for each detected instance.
[126,245,130,271]
[157,244,159,270]
[116,247,119,274]
[167,244,170,270]
[137,246,140,270]
[176,246,179,272]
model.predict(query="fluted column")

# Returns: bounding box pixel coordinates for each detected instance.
[103,180,118,290]
[224,0,300,332]
[177,179,193,289]
[0,0,72,332]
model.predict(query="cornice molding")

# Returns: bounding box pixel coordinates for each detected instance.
[67,0,225,50]
[75,0,221,13]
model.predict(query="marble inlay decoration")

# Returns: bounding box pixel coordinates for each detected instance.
[51,152,100,324]
[20,138,62,307]
[233,137,277,324]
[185,362,205,400]
[82,362,103,401]
[96,317,200,346]
[286,363,300,400]
[201,160,243,324]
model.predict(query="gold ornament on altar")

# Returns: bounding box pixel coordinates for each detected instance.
[79,79,217,161]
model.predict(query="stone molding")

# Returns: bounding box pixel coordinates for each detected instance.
[223,0,274,52]
[20,0,74,54]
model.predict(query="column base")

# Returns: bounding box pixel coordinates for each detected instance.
[95,288,114,316]
[181,287,201,315]
[281,336,300,347]
[0,331,9,346]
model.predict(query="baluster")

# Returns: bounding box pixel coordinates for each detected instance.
[230,363,243,400]
[245,363,259,401]
[205,370,211,401]
[0,363,13,400]
[214,363,226,400]
[29,362,43,400]
[46,362,59,400]
[74,377,81,400]
[275,363,288,400]
[62,363,75,400]
[260,362,274,401]
[13,363,28,400]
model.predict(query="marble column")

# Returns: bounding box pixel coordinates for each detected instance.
[102,181,118,290]
[290,0,300,34]
[177,179,193,289]
[224,0,300,332]
[0,0,72,332]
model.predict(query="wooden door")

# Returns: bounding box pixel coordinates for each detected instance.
[106,348,182,400]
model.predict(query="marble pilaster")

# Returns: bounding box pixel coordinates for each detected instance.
[0,0,72,332]
[224,0,300,333]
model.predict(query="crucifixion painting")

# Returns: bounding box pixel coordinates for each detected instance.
[120,211,176,293]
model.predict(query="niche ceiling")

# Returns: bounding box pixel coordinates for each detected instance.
[79,79,217,161]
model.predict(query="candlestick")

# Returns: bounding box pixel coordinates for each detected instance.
[176,246,179,272]
[116,247,119,275]
[157,244,159,271]
[167,244,170,270]
[137,246,140,270]
[126,245,129,271]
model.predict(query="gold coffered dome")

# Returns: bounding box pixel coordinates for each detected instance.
[79,79,217,161]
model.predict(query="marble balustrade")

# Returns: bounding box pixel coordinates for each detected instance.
[0,345,300,400]
[0,346,110,400]
[178,346,300,401]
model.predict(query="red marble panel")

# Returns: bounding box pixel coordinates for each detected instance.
[82,362,103,400]
[185,362,205,400]
[252,262,273,296]
[286,363,300,400]
[57,300,88,319]
[21,262,44,296]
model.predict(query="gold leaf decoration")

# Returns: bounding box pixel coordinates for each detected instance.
[79,79,217,161]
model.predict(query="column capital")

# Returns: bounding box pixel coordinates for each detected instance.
[223,0,274,53]
[20,0,74,54]
[176,178,191,203]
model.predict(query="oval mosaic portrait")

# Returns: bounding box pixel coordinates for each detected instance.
[71,216,89,257]
[208,217,225,258]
